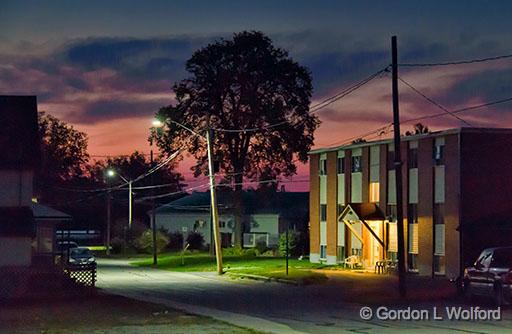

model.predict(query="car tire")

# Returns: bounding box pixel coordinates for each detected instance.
[493,283,504,307]
[463,280,473,302]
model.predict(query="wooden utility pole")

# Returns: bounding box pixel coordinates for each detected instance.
[206,123,223,275]
[391,35,407,298]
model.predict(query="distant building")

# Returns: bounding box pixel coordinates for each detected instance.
[150,190,308,248]
[308,128,512,278]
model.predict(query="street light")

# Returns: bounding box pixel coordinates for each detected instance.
[106,169,133,229]
[165,117,223,275]
[150,118,164,266]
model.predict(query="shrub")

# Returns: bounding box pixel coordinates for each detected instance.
[134,229,169,254]
[186,231,205,250]
[110,237,125,254]
[278,230,302,257]
[168,231,184,251]
[255,241,268,254]
[222,246,258,257]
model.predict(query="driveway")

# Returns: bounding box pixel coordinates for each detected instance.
[97,258,512,334]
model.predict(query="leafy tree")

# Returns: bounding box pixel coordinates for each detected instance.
[153,31,320,245]
[186,231,205,250]
[88,151,185,199]
[405,123,430,136]
[36,112,90,201]
[278,230,302,257]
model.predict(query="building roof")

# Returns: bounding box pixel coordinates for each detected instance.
[309,127,512,155]
[0,96,40,169]
[31,202,72,221]
[0,206,36,237]
[152,190,308,218]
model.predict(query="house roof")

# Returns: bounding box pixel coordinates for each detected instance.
[152,191,308,218]
[0,206,36,237]
[341,203,386,221]
[31,202,72,221]
[0,96,40,169]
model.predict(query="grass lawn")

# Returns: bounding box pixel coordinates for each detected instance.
[132,252,329,284]
[0,293,264,334]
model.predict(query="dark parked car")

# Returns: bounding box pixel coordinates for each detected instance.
[57,241,79,252]
[463,247,512,305]
[68,247,96,265]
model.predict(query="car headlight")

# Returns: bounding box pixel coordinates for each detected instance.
[69,258,77,263]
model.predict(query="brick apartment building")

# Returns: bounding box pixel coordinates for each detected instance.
[309,128,512,278]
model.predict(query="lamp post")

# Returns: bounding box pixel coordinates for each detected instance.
[104,169,115,256]
[165,118,223,275]
[106,169,133,254]
[150,119,163,266]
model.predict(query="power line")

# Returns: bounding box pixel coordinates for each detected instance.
[399,53,512,67]
[402,95,512,124]
[398,76,473,127]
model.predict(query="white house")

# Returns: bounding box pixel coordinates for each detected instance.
[150,190,309,249]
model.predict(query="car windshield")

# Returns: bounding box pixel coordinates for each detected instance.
[70,248,92,257]
[492,248,512,267]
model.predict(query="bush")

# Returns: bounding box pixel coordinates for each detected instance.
[222,246,258,257]
[255,241,268,254]
[186,231,205,250]
[134,229,169,254]
[168,231,184,251]
[278,230,302,257]
[110,237,125,254]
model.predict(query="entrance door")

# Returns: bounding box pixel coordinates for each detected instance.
[367,221,382,267]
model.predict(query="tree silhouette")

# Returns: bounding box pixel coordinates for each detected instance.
[153,31,319,245]
[36,111,90,202]
[88,151,185,200]
[405,123,430,136]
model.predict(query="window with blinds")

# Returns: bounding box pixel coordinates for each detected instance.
[434,224,445,256]
[388,222,398,252]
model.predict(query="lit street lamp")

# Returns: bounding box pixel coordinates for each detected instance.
[163,117,223,275]
[150,118,164,266]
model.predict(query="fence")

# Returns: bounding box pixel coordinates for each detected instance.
[0,262,97,299]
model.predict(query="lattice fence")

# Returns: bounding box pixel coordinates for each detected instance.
[0,262,97,299]
[63,263,97,288]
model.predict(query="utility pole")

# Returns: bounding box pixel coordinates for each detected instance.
[206,122,223,275]
[128,180,133,229]
[106,189,111,256]
[391,35,407,298]
[151,149,158,265]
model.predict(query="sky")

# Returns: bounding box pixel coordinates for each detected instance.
[1,1,512,191]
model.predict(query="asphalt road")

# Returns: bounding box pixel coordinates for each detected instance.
[97,258,512,334]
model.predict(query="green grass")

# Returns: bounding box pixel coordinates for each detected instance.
[132,252,329,284]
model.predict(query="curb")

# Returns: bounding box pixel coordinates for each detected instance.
[227,273,301,286]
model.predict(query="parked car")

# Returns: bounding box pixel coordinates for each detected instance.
[57,241,79,252]
[68,247,96,265]
[463,247,512,305]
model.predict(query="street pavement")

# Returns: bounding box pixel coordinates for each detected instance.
[96,258,512,334]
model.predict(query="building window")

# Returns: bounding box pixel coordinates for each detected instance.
[351,156,362,173]
[386,205,397,221]
[337,246,345,262]
[320,204,327,221]
[408,204,419,271]
[320,245,327,259]
[219,221,226,228]
[433,204,445,275]
[337,157,345,174]
[433,144,445,165]
[369,182,380,203]
[408,148,418,168]
[319,158,327,175]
